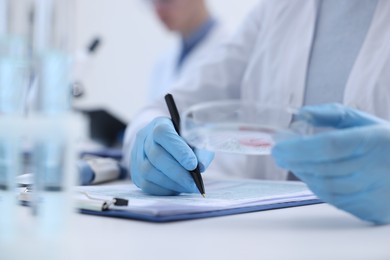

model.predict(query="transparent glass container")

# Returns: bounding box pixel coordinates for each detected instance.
[181,100,312,155]
[0,0,32,244]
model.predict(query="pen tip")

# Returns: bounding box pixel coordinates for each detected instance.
[201,193,206,198]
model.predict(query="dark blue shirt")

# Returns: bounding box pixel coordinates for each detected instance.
[177,18,217,70]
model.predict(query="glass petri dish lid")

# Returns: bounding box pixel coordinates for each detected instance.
[181,100,312,155]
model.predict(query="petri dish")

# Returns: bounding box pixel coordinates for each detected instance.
[181,100,312,155]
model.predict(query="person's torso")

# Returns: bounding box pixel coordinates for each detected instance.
[303,0,378,106]
[240,0,390,120]
[222,0,390,180]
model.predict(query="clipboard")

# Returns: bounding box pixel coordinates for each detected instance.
[79,198,322,223]
[74,179,323,223]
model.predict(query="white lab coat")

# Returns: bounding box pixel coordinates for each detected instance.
[124,0,390,180]
[148,23,229,102]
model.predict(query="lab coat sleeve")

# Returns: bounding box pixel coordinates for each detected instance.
[123,1,266,170]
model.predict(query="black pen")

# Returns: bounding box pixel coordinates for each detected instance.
[164,94,206,198]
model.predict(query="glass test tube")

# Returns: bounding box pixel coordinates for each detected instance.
[30,0,76,243]
[0,0,31,243]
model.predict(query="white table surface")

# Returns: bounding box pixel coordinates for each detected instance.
[3,199,390,260]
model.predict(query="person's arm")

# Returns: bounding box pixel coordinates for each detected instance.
[272,104,390,224]
[123,1,265,175]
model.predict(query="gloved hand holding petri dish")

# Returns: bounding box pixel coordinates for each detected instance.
[181,100,313,155]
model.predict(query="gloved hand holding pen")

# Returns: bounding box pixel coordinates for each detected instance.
[131,117,214,196]
[272,104,390,225]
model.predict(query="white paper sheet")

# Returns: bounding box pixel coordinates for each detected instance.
[75,179,317,216]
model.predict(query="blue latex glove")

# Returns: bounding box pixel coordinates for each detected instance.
[131,117,214,196]
[272,103,390,225]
